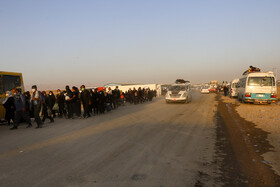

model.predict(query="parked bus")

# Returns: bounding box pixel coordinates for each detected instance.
[0,71,24,120]
[237,71,277,104]
[230,78,239,98]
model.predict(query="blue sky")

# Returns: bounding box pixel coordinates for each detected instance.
[1,0,280,89]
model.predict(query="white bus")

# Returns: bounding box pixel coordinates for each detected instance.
[237,71,277,104]
[165,82,192,103]
[230,78,239,98]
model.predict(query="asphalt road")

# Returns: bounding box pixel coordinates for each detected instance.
[0,93,220,186]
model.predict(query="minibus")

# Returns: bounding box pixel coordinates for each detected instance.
[237,71,277,104]
[165,82,192,103]
[230,78,239,98]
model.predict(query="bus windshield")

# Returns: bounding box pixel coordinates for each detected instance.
[3,75,22,92]
[248,77,275,86]
[169,85,186,91]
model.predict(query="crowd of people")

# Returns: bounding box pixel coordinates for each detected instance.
[2,85,157,130]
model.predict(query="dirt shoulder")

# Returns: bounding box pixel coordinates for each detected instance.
[222,95,280,176]
[217,94,280,186]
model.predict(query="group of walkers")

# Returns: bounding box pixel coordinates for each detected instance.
[220,81,230,96]
[123,87,157,104]
[2,85,157,130]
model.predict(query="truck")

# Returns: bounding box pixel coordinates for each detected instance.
[209,80,218,92]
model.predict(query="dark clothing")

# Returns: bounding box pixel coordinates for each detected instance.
[24,93,33,118]
[49,94,56,108]
[113,89,120,108]
[138,89,144,103]
[30,91,43,126]
[13,110,31,128]
[127,90,133,104]
[14,93,26,111]
[48,94,56,118]
[98,92,106,114]
[81,90,90,105]
[148,90,153,101]
[65,89,73,118]
[107,90,114,109]
[12,93,31,128]
[44,95,53,109]
[33,104,43,126]
[56,93,66,117]
[133,90,139,104]
[81,90,91,118]
[91,92,99,115]
[42,95,54,123]
[3,97,15,125]
[56,93,65,104]
[224,86,228,96]
[72,90,81,117]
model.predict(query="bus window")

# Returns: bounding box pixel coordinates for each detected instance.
[248,77,275,86]
[169,85,186,91]
[3,75,21,92]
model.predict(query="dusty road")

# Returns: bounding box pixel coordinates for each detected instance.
[0,92,220,186]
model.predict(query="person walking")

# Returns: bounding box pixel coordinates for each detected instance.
[30,85,43,128]
[41,91,54,123]
[223,85,228,96]
[24,91,33,119]
[70,86,81,118]
[56,89,66,118]
[48,91,56,118]
[65,85,73,119]
[113,86,121,108]
[107,87,115,109]
[2,91,15,126]
[127,88,133,104]
[10,88,32,130]
[91,89,99,115]
[98,90,106,114]
[120,91,125,106]
[148,88,153,101]
[80,85,91,118]
[133,87,139,104]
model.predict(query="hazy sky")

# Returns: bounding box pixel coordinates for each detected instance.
[1,0,280,89]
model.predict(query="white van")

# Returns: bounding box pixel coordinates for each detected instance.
[165,82,192,103]
[237,71,277,104]
[200,85,210,94]
[230,78,239,98]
